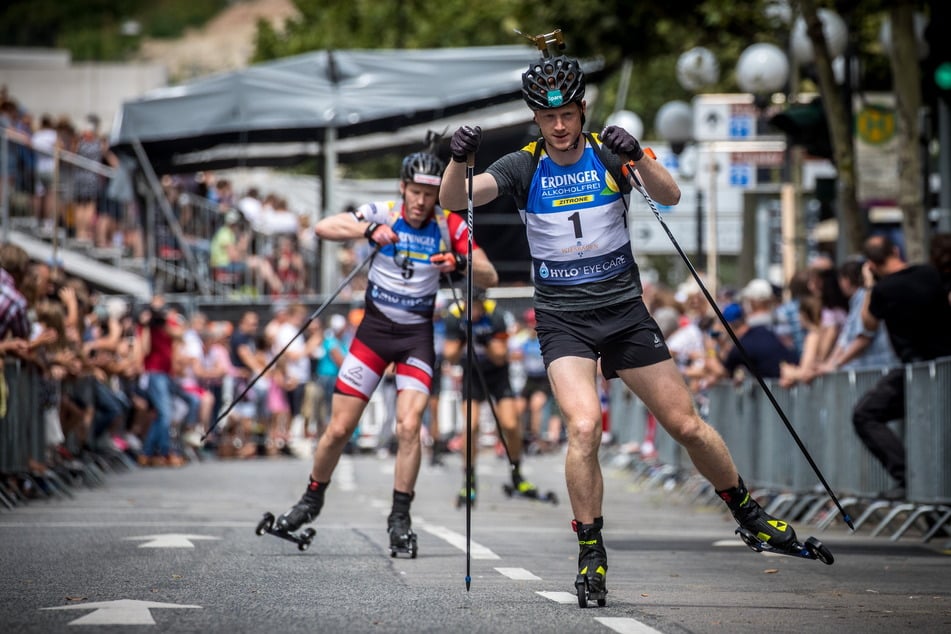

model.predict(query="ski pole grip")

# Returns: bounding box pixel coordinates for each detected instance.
[621,161,642,188]
[466,152,475,168]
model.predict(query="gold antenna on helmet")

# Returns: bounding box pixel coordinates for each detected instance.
[514,28,565,59]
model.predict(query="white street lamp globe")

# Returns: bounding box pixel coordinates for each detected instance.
[791,8,848,65]
[605,110,644,140]
[736,43,789,94]
[676,47,720,91]
[879,13,929,60]
[655,101,693,144]
[764,0,793,26]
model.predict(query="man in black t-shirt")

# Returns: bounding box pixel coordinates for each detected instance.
[852,235,951,500]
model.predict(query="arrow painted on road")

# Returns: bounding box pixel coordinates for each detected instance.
[42,599,201,625]
[124,533,220,548]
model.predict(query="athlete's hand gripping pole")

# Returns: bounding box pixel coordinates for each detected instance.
[621,161,854,530]
[200,245,381,443]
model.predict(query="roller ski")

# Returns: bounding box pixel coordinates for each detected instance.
[573,517,608,608]
[256,477,325,551]
[501,480,558,506]
[387,512,418,558]
[255,512,316,551]
[717,476,834,566]
[734,526,834,564]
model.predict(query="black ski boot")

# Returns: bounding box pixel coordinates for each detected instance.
[255,478,326,550]
[717,476,796,550]
[573,517,608,608]
[387,490,418,558]
[277,477,326,532]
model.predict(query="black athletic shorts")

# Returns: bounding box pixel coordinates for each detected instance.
[521,375,553,398]
[462,363,514,402]
[533,298,671,380]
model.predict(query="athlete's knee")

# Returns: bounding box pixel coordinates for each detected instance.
[567,417,602,450]
[665,412,709,448]
[395,414,422,441]
[323,417,358,446]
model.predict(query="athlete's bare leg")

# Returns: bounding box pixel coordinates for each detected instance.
[547,356,603,523]
[311,394,365,482]
[617,358,738,490]
[393,389,429,492]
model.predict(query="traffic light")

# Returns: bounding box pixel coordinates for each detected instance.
[934,61,951,102]
[768,97,834,159]
[924,3,951,104]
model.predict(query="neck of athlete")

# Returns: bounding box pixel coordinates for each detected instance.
[545,133,586,166]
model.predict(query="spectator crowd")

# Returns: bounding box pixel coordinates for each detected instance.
[3,86,951,506]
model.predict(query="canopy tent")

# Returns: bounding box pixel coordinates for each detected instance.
[110,45,603,172]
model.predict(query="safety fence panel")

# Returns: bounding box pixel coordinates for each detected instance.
[0,360,43,474]
[608,388,647,447]
[608,358,951,503]
[704,382,755,483]
[905,359,951,503]
[835,368,897,497]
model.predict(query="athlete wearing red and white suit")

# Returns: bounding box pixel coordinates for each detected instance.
[273,152,498,543]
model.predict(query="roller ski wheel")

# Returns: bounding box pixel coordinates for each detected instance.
[388,530,419,559]
[574,573,607,608]
[387,514,418,559]
[735,527,834,565]
[255,512,317,552]
[574,518,608,608]
[501,483,558,506]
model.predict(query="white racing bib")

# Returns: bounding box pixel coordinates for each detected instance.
[521,148,634,286]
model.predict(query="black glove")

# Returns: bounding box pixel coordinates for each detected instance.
[450,125,482,163]
[364,222,381,246]
[600,125,644,161]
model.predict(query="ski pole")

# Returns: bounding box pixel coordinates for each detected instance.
[621,161,854,530]
[464,153,475,591]
[200,245,380,442]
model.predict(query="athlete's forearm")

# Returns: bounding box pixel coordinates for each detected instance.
[440,161,469,210]
[439,161,500,210]
[314,212,369,242]
[633,156,680,206]
[470,248,499,289]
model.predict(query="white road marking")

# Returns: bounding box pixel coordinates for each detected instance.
[418,523,500,559]
[337,456,356,491]
[594,617,664,634]
[535,591,578,604]
[712,539,744,547]
[41,599,200,626]
[123,534,220,548]
[495,567,541,581]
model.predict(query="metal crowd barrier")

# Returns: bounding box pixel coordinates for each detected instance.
[608,356,951,540]
[0,359,44,508]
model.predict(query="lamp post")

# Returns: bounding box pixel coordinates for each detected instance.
[735,42,797,282]
[673,48,718,276]
[655,100,701,265]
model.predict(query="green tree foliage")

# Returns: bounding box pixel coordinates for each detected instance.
[252,0,780,135]
[0,0,229,61]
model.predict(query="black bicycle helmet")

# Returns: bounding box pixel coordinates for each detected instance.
[400,152,445,187]
[521,55,585,110]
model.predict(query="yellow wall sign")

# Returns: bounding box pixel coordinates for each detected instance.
[855,105,895,145]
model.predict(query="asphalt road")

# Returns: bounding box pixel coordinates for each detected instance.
[1,446,949,633]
